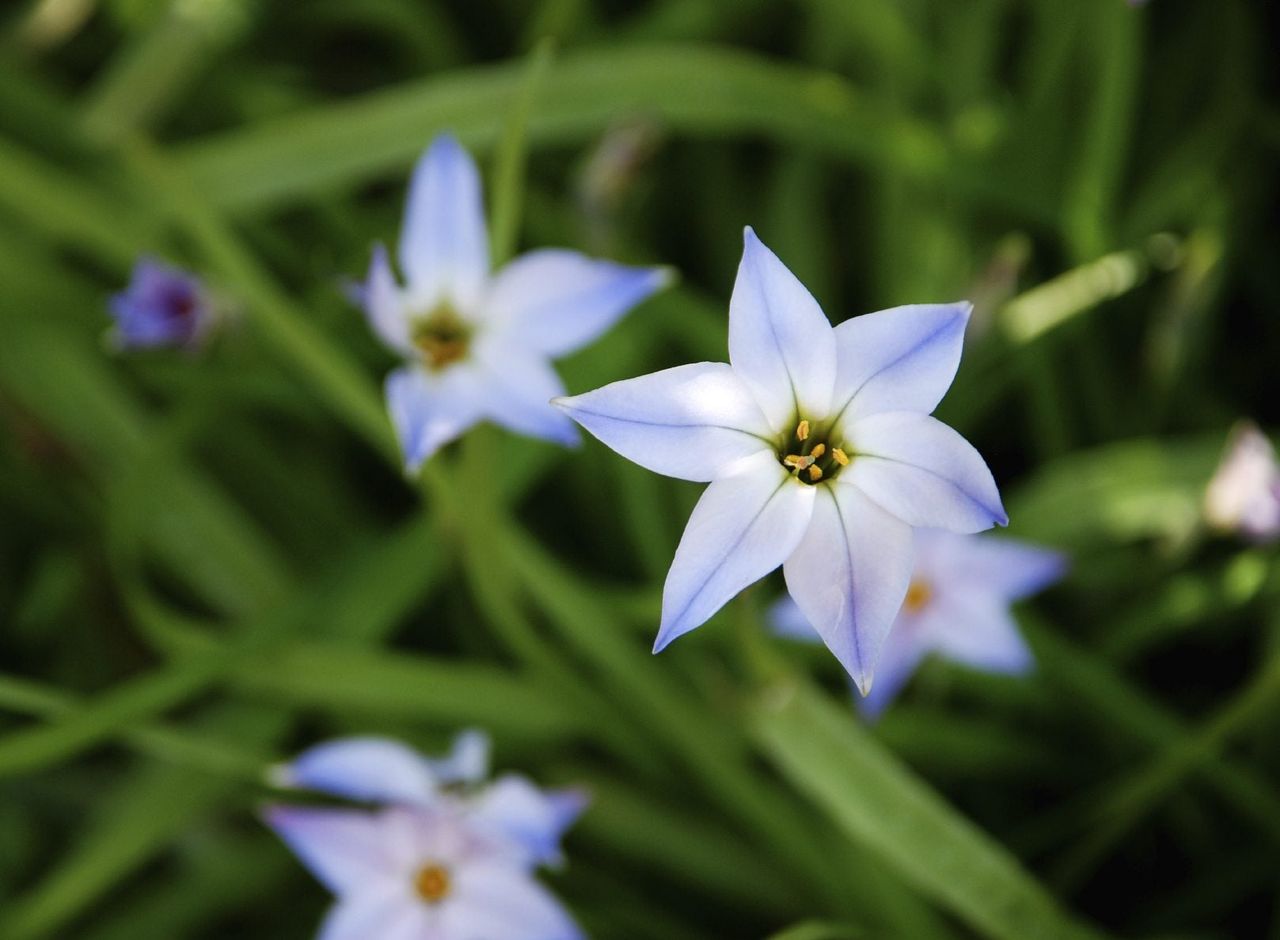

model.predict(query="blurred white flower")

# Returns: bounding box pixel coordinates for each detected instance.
[358,134,671,472]
[556,228,1006,694]
[1203,421,1280,542]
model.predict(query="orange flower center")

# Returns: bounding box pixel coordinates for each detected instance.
[903,579,932,614]
[411,304,471,370]
[413,863,452,904]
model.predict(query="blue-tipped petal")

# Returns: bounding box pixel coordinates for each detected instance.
[361,243,413,355]
[831,302,971,422]
[446,861,585,940]
[399,134,490,312]
[484,249,671,357]
[843,412,1007,533]
[471,348,579,448]
[385,364,486,472]
[262,806,400,895]
[782,483,914,694]
[728,228,836,431]
[657,451,816,652]
[471,775,588,868]
[272,737,438,805]
[317,891,428,940]
[553,362,773,483]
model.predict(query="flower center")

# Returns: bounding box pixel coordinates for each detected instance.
[413,863,452,904]
[412,304,471,370]
[903,579,932,614]
[779,419,850,485]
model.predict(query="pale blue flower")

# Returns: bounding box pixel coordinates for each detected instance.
[271,731,586,870]
[772,529,1065,716]
[361,134,671,471]
[555,228,1006,693]
[264,802,583,940]
[107,257,212,350]
[1203,421,1280,543]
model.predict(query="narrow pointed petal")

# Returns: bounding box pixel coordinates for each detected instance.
[318,892,427,940]
[926,598,1034,674]
[472,349,579,447]
[830,302,971,422]
[782,485,914,693]
[471,775,588,868]
[484,250,670,357]
[445,863,584,940]
[361,244,413,355]
[273,738,437,805]
[399,134,490,311]
[657,452,815,650]
[856,621,929,719]
[385,364,485,472]
[923,531,1067,601]
[554,363,774,482]
[262,807,401,895]
[842,412,1007,533]
[728,228,836,430]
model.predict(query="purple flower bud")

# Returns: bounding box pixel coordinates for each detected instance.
[107,258,212,350]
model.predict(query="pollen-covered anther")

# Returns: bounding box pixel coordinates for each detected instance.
[831,447,850,467]
[809,443,826,460]
[796,420,810,441]
[784,454,814,470]
[808,464,823,482]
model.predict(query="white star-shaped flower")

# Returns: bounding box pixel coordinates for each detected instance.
[555,228,1007,693]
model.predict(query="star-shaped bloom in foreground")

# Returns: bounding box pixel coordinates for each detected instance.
[360,134,671,472]
[107,257,213,350]
[265,732,586,939]
[1203,421,1280,543]
[555,228,1007,692]
[772,529,1065,716]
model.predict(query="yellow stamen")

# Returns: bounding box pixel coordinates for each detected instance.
[784,454,814,470]
[809,443,826,459]
[414,863,451,903]
[831,447,850,466]
[796,420,810,441]
[808,464,823,482]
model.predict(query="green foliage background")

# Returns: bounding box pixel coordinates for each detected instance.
[1,0,1278,937]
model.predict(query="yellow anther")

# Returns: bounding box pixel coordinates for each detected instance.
[809,443,826,459]
[796,420,810,441]
[784,454,814,470]
[808,464,823,482]
[831,448,850,466]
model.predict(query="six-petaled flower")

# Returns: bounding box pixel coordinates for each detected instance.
[359,133,671,472]
[556,227,1007,693]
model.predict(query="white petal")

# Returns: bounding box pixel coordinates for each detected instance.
[361,244,414,355]
[918,530,1066,601]
[317,890,427,940]
[484,250,670,357]
[657,452,816,650]
[472,348,579,447]
[830,302,971,422]
[470,775,588,868]
[782,485,914,694]
[273,738,438,805]
[262,807,401,895]
[444,861,584,940]
[842,412,1007,533]
[385,364,486,472]
[399,134,490,312]
[924,597,1034,675]
[728,228,836,430]
[553,363,773,482]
